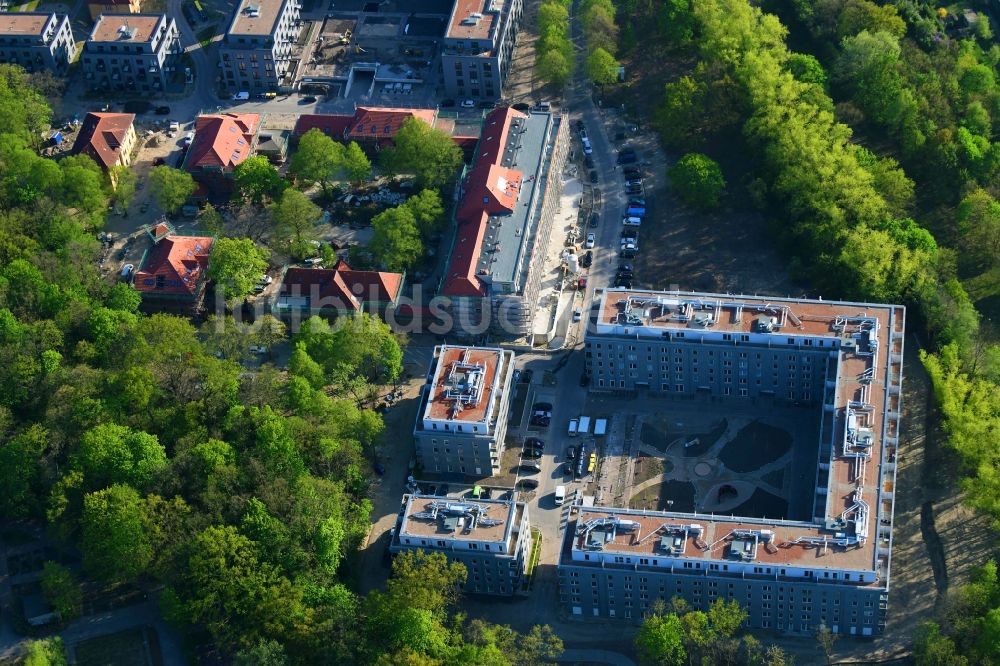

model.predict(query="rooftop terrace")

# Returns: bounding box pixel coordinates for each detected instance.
[422,346,507,426]
[398,494,522,551]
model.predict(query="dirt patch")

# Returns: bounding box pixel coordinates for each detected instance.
[629,480,695,512]
[632,454,671,486]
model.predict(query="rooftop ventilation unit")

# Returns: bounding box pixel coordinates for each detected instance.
[245,4,261,16]
[841,338,857,350]
[690,313,713,328]
[756,315,778,333]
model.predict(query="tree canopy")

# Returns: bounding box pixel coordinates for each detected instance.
[148,166,196,214]
[379,118,463,190]
[207,237,270,300]
[668,153,726,209]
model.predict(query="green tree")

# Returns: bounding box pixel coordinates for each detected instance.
[536,49,572,87]
[289,128,344,196]
[370,205,423,271]
[24,638,66,666]
[0,64,53,146]
[635,610,687,665]
[234,155,287,206]
[0,423,46,518]
[234,640,289,666]
[655,76,706,149]
[380,118,463,190]
[148,166,196,214]
[914,622,968,666]
[342,141,372,185]
[109,165,137,210]
[207,237,270,300]
[39,561,82,620]
[179,525,300,650]
[81,484,153,581]
[668,153,726,209]
[404,188,445,238]
[296,313,403,384]
[59,155,108,218]
[957,189,1000,273]
[199,203,225,236]
[787,52,827,87]
[815,623,837,664]
[76,422,166,490]
[586,47,620,85]
[270,188,321,259]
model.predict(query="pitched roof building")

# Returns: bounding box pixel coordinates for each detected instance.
[183,113,260,195]
[274,259,404,318]
[134,221,214,310]
[292,106,438,147]
[70,112,137,175]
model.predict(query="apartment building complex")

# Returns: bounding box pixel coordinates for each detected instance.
[441,0,523,101]
[440,107,568,337]
[0,13,75,75]
[82,14,181,93]
[219,0,301,93]
[413,345,515,478]
[390,494,531,596]
[564,289,905,635]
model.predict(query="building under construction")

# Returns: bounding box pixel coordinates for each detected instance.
[390,494,531,596]
[562,290,905,635]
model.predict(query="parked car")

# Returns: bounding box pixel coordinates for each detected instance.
[578,277,588,290]
[623,167,642,179]
[622,216,642,226]
[582,141,593,155]
[617,148,637,164]
[232,91,250,101]
[574,119,585,131]
[120,263,134,280]
[619,262,634,272]
[299,95,317,104]
[625,178,643,187]
[629,198,646,207]
[533,401,553,413]
[461,99,476,108]
[516,478,539,491]
[566,445,578,460]
[579,128,588,140]
[154,105,170,115]
[519,463,541,474]
[580,250,593,267]
[573,309,583,322]
[589,212,600,228]
[249,345,268,355]
[615,278,633,289]
[584,155,595,169]
[585,232,596,249]
[525,437,545,450]
[521,448,543,460]
[621,227,638,239]
[626,184,644,195]
[620,248,637,258]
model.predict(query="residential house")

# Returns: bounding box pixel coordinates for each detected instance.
[70,112,137,186]
[273,259,404,320]
[133,221,215,313]
[182,112,260,194]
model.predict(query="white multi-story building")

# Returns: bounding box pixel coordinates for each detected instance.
[390,493,531,596]
[441,0,522,101]
[82,14,181,93]
[413,345,515,478]
[0,13,75,75]
[219,0,301,93]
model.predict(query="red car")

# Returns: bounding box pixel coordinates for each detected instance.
[578,277,587,290]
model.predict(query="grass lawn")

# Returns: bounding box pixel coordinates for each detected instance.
[632,454,670,486]
[12,0,41,11]
[74,628,151,666]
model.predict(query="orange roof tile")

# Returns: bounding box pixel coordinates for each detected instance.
[134,234,213,296]
[70,112,135,170]
[186,113,260,172]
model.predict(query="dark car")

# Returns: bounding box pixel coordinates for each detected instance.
[584,155,595,169]
[373,462,386,476]
[522,448,543,460]
[520,369,534,384]
[617,150,638,165]
[154,105,171,115]
[620,249,637,258]
[566,445,578,460]
[619,262,634,272]
[533,401,553,412]
[621,228,637,239]
[530,415,551,427]
[519,463,541,474]
[525,437,545,450]
[589,212,600,228]
[574,119,585,131]
[123,100,151,114]
[624,167,642,179]
[152,156,166,166]
[441,99,457,108]
[580,250,593,267]
[625,178,643,187]
[626,184,644,195]
[513,102,531,111]
[615,278,633,289]
[299,95,318,104]
[589,170,599,184]
[516,478,539,491]
[629,198,646,207]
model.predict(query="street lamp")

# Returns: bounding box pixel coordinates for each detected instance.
[667,499,674,512]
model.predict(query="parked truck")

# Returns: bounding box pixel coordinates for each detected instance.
[594,418,607,436]
[568,418,579,437]
[578,416,591,435]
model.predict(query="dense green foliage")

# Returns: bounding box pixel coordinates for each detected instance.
[379,118,464,191]
[581,0,620,85]
[535,0,574,86]
[24,637,67,666]
[148,166,196,214]
[668,153,726,209]
[635,598,791,666]
[207,237,270,300]
[234,155,287,206]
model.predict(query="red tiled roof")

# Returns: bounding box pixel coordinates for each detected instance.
[442,107,527,298]
[346,106,437,141]
[293,113,353,137]
[134,235,214,296]
[279,260,403,309]
[70,112,135,170]
[186,113,259,172]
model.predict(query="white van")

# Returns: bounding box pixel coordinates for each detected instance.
[578,416,591,435]
[555,485,566,505]
[232,91,250,101]
[622,216,642,226]
[568,418,579,437]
